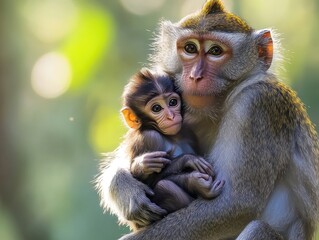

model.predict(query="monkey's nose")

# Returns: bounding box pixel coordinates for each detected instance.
[190,67,204,81]
[189,75,203,82]
[190,59,204,81]
[167,111,175,120]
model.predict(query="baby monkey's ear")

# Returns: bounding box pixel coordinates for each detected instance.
[121,107,141,129]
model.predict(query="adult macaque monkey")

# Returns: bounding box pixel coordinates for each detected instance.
[96,0,319,239]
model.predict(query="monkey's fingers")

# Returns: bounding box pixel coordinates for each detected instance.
[146,157,171,165]
[194,161,212,175]
[187,160,201,171]
[196,172,211,181]
[136,203,167,226]
[146,151,169,158]
[147,164,166,173]
[212,180,225,190]
[193,157,213,172]
[199,158,214,176]
[146,202,167,219]
[128,193,166,227]
[207,180,225,198]
[143,158,170,173]
[132,215,150,227]
[188,157,214,175]
[185,160,202,172]
[127,198,151,226]
[143,185,167,217]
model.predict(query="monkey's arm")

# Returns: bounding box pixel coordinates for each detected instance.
[156,153,213,177]
[166,171,224,199]
[95,150,167,228]
[130,130,170,180]
[95,130,173,227]
[119,81,290,239]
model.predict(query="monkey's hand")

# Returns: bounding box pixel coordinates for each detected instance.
[124,181,168,227]
[182,154,214,176]
[131,151,171,179]
[188,172,225,199]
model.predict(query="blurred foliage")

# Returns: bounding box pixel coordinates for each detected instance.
[0,0,318,240]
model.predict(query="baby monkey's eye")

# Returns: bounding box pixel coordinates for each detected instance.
[151,104,163,113]
[169,98,178,107]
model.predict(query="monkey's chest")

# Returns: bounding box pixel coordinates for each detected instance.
[164,139,194,158]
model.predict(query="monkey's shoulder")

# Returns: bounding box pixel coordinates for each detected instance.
[135,129,167,153]
[140,129,166,145]
[122,130,163,158]
[232,79,314,136]
[125,129,163,141]
[239,80,306,117]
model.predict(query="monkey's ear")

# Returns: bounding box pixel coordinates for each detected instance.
[201,0,225,15]
[121,107,141,129]
[256,29,273,70]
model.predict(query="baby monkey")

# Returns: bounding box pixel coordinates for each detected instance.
[121,68,224,221]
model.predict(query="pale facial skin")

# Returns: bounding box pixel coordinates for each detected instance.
[144,92,183,136]
[176,35,232,109]
[121,91,184,176]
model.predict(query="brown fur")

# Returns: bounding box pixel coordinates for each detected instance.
[95,1,319,239]
[180,0,252,33]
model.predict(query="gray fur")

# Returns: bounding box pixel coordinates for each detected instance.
[95,4,319,240]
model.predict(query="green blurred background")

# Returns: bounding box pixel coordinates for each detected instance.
[0,0,318,239]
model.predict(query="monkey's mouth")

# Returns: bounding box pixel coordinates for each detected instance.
[182,93,215,109]
[162,122,182,135]
[166,121,182,129]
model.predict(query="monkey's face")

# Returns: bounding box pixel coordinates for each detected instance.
[144,92,182,136]
[176,34,233,109]
[175,32,263,109]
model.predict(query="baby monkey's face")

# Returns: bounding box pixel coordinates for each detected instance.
[145,92,182,136]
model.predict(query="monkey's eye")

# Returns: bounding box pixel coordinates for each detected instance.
[208,45,223,56]
[169,98,178,107]
[151,104,163,113]
[184,43,197,54]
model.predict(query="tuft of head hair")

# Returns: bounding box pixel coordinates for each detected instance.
[201,0,225,15]
[149,0,252,74]
[179,0,252,33]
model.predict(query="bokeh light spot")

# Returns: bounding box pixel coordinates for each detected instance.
[120,0,166,15]
[61,6,115,90]
[22,0,77,43]
[89,107,125,153]
[31,52,72,99]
